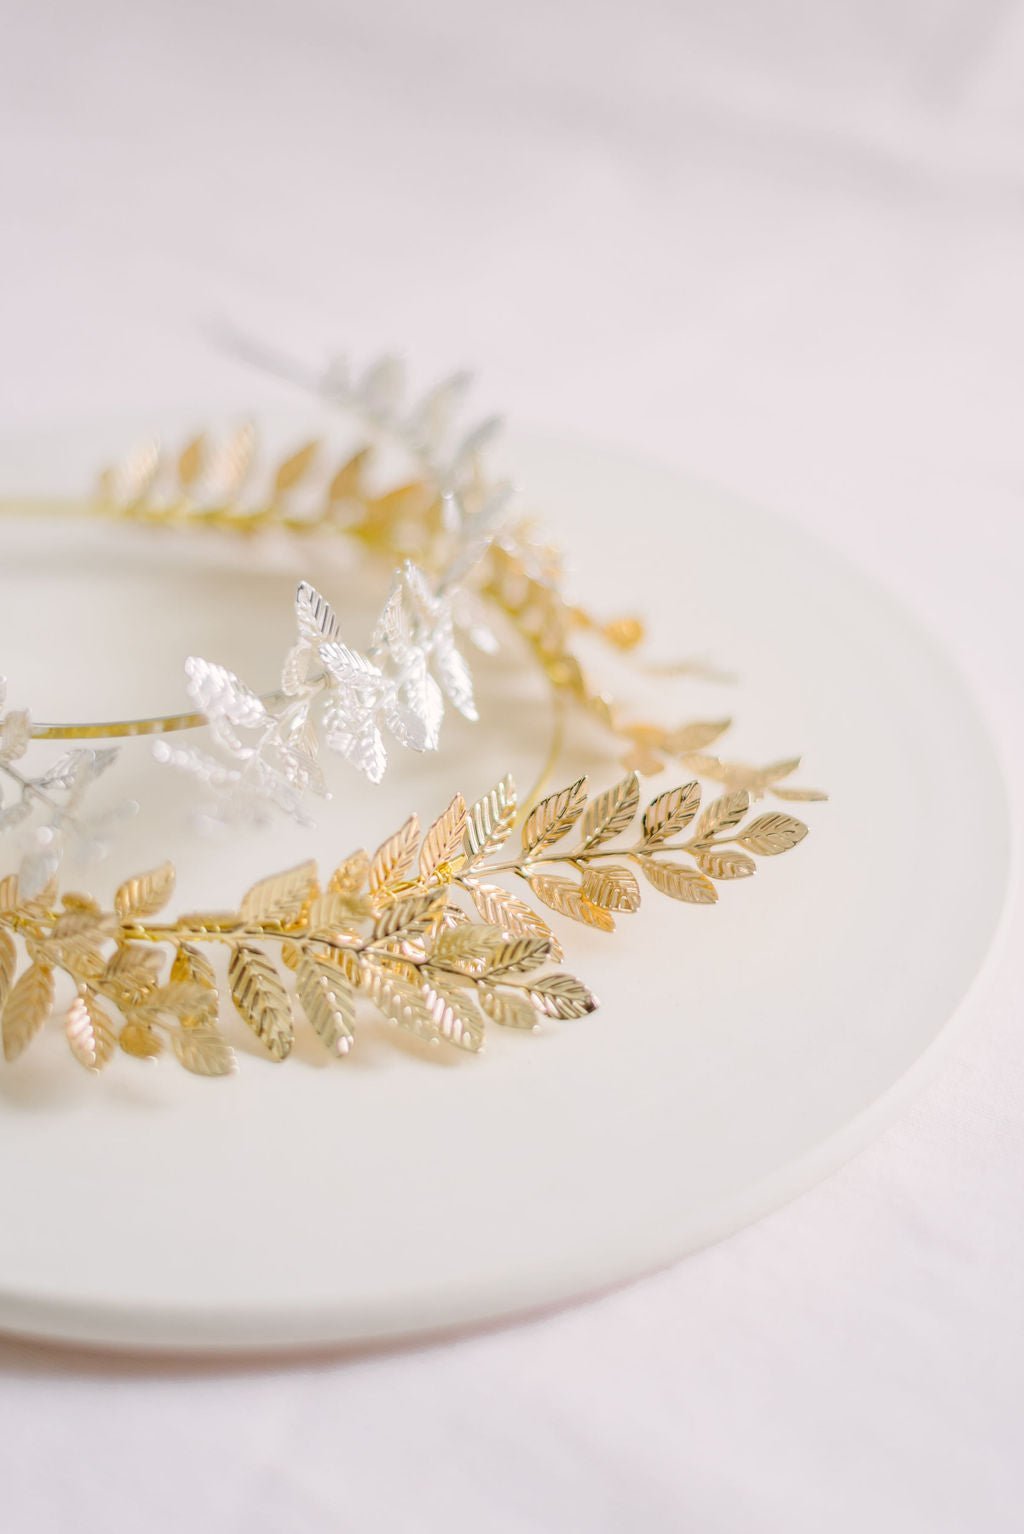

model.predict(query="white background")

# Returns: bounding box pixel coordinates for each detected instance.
[1,2,1022,1529]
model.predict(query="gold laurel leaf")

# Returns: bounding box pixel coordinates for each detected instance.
[694,849,757,880]
[418,977,485,1052]
[177,433,207,489]
[62,892,102,916]
[434,903,471,936]
[464,775,517,862]
[207,422,256,503]
[663,719,732,754]
[432,924,506,975]
[273,438,320,495]
[114,861,176,922]
[483,935,553,978]
[228,945,294,1060]
[21,876,59,918]
[239,860,318,926]
[420,793,467,879]
[2,961,54,1062]
[527,874,615,932]
[0,874,18,911]
[470,883,563,960]
[772,786,829,803]
[373,891,444,942]
[328,446,372,502]
[581,864,642,912]
[305,891,370,934]
[0,927,15,1011]
[642,781,702,845]
[170,942,217,991]
[521,776,588,857]
[103,943,164,1004]
[477,985,539,1030]
[328,848,370,896]
[367,970,453,1047]
[679,752,731,783]
[736,813,809,855]
[170,1025,236,1077]
[638,858,718,904]
[525,973,599,1020]
[119,1021,164,1059]
[749,757,803,787]
[65,990,117,1072]
[465,777,517,862]
[369,814,421,895]
[579,773,639,849]
[692,790,751,847]
[296,955,356,1057]
[138,981,219,1027]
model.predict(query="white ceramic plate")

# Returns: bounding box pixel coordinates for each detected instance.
[0,421,1010,1352]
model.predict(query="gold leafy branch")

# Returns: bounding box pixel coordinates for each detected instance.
[0,771,811,1080]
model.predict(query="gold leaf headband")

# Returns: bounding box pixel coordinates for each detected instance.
[0,349,824,1078]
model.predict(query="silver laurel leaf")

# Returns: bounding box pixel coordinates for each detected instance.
[434,636,477,720]
[397,659,444,750]
[184,658,267,728]
[295,581,340,643]
[372,581,415,666]
[320,642,384,694]
[323,701,387,783]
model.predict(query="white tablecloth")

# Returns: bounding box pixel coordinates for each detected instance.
[1,3,1022,1528]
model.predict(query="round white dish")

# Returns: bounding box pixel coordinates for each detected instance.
[0,422,1010,1352]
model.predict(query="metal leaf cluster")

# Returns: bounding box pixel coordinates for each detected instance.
[0,770,811,1080]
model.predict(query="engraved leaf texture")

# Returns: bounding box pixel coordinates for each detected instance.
[579,773,639,849]
[228,945,294,1060]
[369,971,458,1048]
[372,892,442,942]
[369,815,421,894]
[305,891,369,934]
[521,777,588,857]
[464,775,517,862]
[295,581,340,643]
[469,883,563,961]
[2,961,54,1061]
[420,793,467,878]
[642,781,701,845]
[114,861,176,922]
[417,978,485,1052]
[694,849,757,880]
[528,874,616,932]
[581,864,642,912]
[477,985,539,1030]
[170,1025,236,1077]
[170,942,217,991]
[240,861,317,925]
[638,858,718,904]
[0,927,15,1011]
[297,956,356,1057]
[65,991,116,1072]
[525,974,599,1020]
[692,789,751,846]
[736,813,809,855]
[482,936,553,978]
